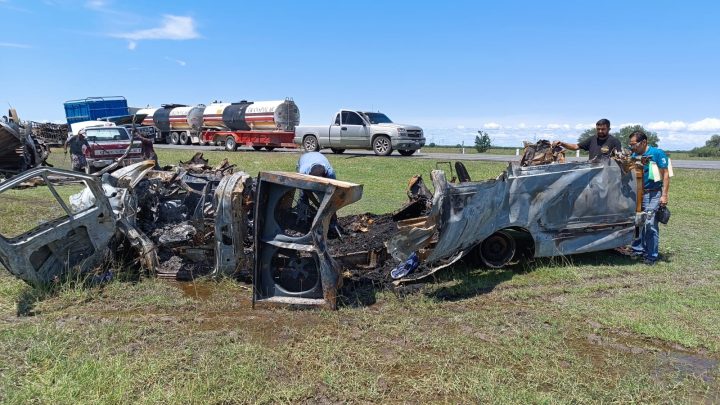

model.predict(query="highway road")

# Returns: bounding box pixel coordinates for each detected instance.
[154,144,720,170]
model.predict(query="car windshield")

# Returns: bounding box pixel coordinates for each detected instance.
[361,112,393,124]
[85,128,129,142]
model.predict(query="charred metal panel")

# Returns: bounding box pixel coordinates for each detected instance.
[253,171,362,309]
[0,168,116,286]
[388,159,637,283]
[212,171,253,277]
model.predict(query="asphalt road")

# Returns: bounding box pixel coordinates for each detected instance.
[154,144,720,170]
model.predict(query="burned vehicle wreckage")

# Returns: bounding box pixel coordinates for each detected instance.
[0,145,644,309]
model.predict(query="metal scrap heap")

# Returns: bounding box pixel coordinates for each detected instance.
[0,109,51,176]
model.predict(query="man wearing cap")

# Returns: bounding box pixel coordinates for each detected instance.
[553,118,622,160]
[133,129,160,169]
[628,130,670,265]
[64,129,91,172]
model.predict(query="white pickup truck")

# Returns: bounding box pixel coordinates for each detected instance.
[294,110,425,156]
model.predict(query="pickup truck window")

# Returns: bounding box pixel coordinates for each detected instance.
[86,128,129,142]
[362,112,393,124]
[342,111,365,126]
[334,114,340,125]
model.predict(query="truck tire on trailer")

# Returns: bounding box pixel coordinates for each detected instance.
[372,135,393,156]
[265,146,275,152]
[331,148,345,154]
[170,132,180,145]
[399,149,416,156]
[180,132,191,145]
[225,136,238,151]
[303,135,320,152]
[252,146,263,151]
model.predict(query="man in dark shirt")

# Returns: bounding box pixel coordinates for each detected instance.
[133,129,160,169]
[554,118,622,160]
[64,129,91,172]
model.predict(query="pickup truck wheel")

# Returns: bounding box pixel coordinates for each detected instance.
[225,136,238,151]
[330,148,345,154]
[265,146,276,152]
[252,146,263,151]
[373,135,393,156]
[398,149,416,156]
[180,132,191,145]
[478,231,516,268]
[170,132,180,145]
[303,135,320,152]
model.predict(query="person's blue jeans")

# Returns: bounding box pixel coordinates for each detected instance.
[632,190,662,262]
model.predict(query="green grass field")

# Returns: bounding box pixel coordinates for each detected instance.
[0,148,718,403]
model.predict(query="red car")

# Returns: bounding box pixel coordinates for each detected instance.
[83,126,143,173]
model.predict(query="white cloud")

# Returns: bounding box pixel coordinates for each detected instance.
[574,123,592,130]
[518,123,526,129]
[617,122,641,128]
[546,123,562,129]
[687,118,720,132]
[456,125,465,129]
[114,15,199,49]
[165,57,187,66]
[0,42,31,48]
[646,120,687,131]
[86,0,108,9]
[483,122,501,129]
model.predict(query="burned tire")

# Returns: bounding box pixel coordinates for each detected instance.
[225,136,238,152]
[303,135,320,152]
[398,149,416,156]
[170,132,180,145]
[330,148,345,154]
[373,135,392,156]
[252,146,263,151]
[478,230,516,268]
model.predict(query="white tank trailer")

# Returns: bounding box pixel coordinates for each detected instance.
[202,99,300,132]
[136,104,205,145]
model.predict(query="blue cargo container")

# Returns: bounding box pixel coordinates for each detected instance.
[63,96,129,125]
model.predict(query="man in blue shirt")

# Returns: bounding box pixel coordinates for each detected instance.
[629,130,670,265]
[296,152,342,238]
[297,151,336,179]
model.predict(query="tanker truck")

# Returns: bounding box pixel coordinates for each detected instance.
[136,104,204,145]
[199,99,300,151]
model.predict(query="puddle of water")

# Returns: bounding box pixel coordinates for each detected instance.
[169,280,219,301]
[578,331,718,387]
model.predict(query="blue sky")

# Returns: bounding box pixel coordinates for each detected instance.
[1,0,719,150]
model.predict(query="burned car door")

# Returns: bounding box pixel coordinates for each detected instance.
[0,168,116,287]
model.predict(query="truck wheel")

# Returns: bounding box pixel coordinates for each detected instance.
[170,132,180,145]
[398,149,416,156]
[225,136,238,151]
[477,231,516,268]
[199,140,208,146]
[265,146,276,152]
[252,146,263,151]
[180,132,191,145]
[372,135,393,156]
[303,135,320,152]
[330,148,345,154]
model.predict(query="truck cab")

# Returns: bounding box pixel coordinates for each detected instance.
[295,110,425,156]
[83,126,143,173]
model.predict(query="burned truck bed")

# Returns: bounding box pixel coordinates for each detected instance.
[0,110,51,175]
[0,152,641,308]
